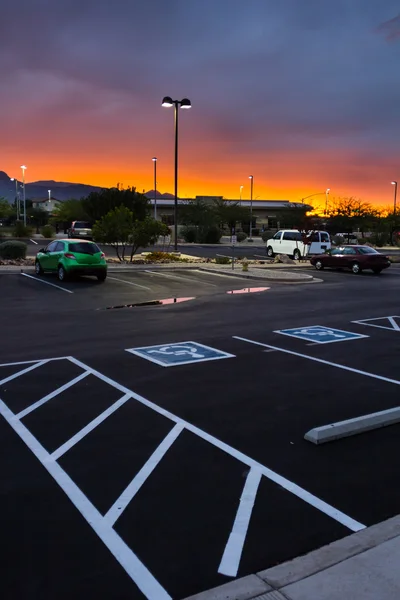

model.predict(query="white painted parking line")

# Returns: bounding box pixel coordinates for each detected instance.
[352,316,400,331]
[0,397,171,600]
[16,371,90,419]
[29,238,38,245]
[108,276,151,290]
[233,336,400,387]
[21,273,73,294]
[218,468,262,577]
[66,356,365,532]
[0,360,48,386]
[52,393,132,460]
[104,423,184,526]
[144,269,217,286]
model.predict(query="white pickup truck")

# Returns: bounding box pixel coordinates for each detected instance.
[266,230,331,259]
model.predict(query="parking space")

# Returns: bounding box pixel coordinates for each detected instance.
[2,265,400,599]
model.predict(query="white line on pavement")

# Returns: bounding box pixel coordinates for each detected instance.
[233,335,400,387]
[218,468,262,577]
[21,273,73,293]
[29,238,38,245]
[108,276,151,290]
[16,371,90,419]
[52,393,132,460]
[104,423,184,526]
[144,269,216,285]
[0,360,48,386]
[0,399,171,600]
[66,356,365,533]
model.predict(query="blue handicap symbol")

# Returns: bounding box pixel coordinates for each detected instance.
[126,341,234,367]
[275,326,367,344]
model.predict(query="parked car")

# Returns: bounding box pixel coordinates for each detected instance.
[310,245,390,274]
[68,221,92,239]
[35,239,107,281]
[266,230,331,259]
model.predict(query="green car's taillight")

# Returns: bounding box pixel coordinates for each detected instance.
[64,253,76,260]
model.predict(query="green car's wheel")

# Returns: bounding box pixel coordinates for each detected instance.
[97,272,107,282]
[35,260,43,275]
[58,265,67,281]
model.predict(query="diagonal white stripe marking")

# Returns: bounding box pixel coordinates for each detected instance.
[218,468,262,577]
[104,423,184,526]
[0,360,48,386]
[52,393,132,460]
[16,371,90,419]
[388,317,400,331]
[21,272,73,293]
[0,398,171,600]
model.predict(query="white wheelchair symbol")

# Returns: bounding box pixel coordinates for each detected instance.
[148,345,205,359]
[294,328,346,339]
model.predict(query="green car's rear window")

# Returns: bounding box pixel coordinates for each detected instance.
[68,242,100,255]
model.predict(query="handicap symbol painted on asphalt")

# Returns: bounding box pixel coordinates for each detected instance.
[274,325,368,344]
[125,341,235,367]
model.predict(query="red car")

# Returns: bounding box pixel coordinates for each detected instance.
[310,245,391,274]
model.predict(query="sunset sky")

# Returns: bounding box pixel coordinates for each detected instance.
[2,0,400,206]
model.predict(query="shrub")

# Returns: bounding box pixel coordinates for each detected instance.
[0,240,27,259]
[252,228,260,236]
[182,227,197,243]
[145,252,181,262]
[261,231,272,242]
[13,221,31,238]
[41,225,53,239]
[236,232,247,242]
[203,226,222,244]
[215,256,231,264]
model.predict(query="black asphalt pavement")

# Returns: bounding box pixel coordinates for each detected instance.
[1,265,400,599]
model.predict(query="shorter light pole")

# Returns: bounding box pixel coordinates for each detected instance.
[152,157,157,219]
[48,189,51,202]
[240,185,243,205]
[324,188,330,214]
[391,181,397,216]
[21,165,27,226]
[10,178,19,220]
[249,175,254,240]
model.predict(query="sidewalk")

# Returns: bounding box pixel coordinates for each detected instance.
[186,515,400,600]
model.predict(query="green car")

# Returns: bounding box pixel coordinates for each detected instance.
[35,239,107,282]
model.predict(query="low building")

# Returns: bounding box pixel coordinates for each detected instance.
[147,195,312,230]
[31,197,61,213]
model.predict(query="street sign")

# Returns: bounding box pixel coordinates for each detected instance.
[126,341,235,367]
[352,316,400,331]
[231,235,237,245]
[275,325,368,344]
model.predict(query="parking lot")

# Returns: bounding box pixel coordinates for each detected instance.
[1,265,400,599]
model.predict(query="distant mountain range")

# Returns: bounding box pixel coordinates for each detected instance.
[0,171,174,203]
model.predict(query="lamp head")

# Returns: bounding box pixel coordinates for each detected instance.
[326,188,330,193]
[180,98,191,109]
[20,165,27,171]
[152,157,157,162]
[391,181,397,185]
[162,96,173,107]
[249,175,253,180]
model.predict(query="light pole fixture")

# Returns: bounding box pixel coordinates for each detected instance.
[20,165,27,226]
[162,96,192,251]
[249,175,254,240]
[10,178,20,220]
[240,185,243,205]
[152,157,157,220]
[391,181,397,215]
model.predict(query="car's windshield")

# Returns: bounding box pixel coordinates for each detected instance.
[68,242,100,255]
[357,246,379,255]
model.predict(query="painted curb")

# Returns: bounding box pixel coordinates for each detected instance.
[183,575,271,600]
[304,406,400,445]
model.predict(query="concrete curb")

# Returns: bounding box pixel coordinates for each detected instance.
[196,267,315,283]
[183,516,400,600]
[304,406,400,444]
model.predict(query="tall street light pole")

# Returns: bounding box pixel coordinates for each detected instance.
[249,175,254,240]
[152,157,157,220]
[240,185,243,205]
[162,96,191,251]
[391,181,397,216]
[21,165,27,226]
